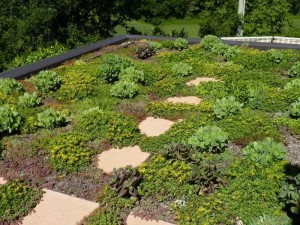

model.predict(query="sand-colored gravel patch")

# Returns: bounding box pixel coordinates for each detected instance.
[0,177,7,185]
[127,213,175,225]
[97,146,150,173]
[22,189,98,225]
[139,117,174,137]
[166,96,202,105]
[186,77,221,86]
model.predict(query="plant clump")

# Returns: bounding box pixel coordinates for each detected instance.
[0,78,23,95]
[173,38,189,50]
[188,125,229,153]
[212,96,243,119]
[242,137,286,164]
[18,92,41,108]
[172,62,193,77]
[289,62,300,77]
[267,49,284,64]
[0,106,22,134]
[135,44,156,59]
[33,70,62,93]
[37,108,66,129]
[110,81,139,99]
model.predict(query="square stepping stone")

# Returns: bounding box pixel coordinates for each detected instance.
[0,177,7,185]
[139,117,174,137]
[127,213,174,225]
[22,189,98,225]
[186,77,220,86]
[97,146,150,173]
[166,96,202,105]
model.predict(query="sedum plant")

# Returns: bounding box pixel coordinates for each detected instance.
[119,67,144,84]
[200,35,222,51]
[290,98,300,118]
[267,49,284,64]
[0,180,43,221]
[285,78,300,89]
[279,172,300,215]
[110,81,139,99]
[109,166,141,199]
[149,41,162,50]
[18,92,41,108]
[188,125,229,153]
[242,138,286,164]
[289,61,300,77]
[135,44,156,59]
[98,54,133,83]
[0,78,23,95]
[223,46,240,61]
[173,38,189,50]
[212,96,243,119]
[0,106,22,134]
[33,70,61,93]
[37,108,66,129]
[172,62,193,77]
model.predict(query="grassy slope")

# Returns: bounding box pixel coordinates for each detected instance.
[115,13,300,38]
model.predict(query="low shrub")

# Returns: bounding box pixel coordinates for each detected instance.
[0,180,43,221]
[160,40,174,49]
[18,92,41,108]
[188,125,229,153]
[267,49,284,64]
[33,70,62,93]
[211,42,229,56]
[200,35,222,51]
[119,67,144,84]
[149,41,163,50]
[75,108,140,147]
[242,138,286,164]
[37,108,66,129]
[56,72,97,101]
[173,38,189,50]
[290,98,300,118]
[110,81,139,99]
[212,96,243,119]
[47,132,93,173]
[109,166,141,199]
[0,78,23,95]
[0,106,22,134]
[172,62,193,77]
[289,62,300,77]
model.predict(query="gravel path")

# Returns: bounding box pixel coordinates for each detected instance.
[281,127,300,165]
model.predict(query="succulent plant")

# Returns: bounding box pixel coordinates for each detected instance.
[289,61,300,77]
[109,166,141,198]
[173,38,189,50]
[135,44,156,59]
[290,98,300,118]
[212,96,243,119]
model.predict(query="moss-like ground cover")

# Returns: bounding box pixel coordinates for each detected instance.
[0,36,300,224]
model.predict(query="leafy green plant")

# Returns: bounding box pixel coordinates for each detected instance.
[289,61,300,77]
[149,41,162,50]
[18,92,41,108]
[110,81,139,99]
[0,180,43,221]
[242,138,286,164]
[173,38,189,50]
[200,35,222,51]
[267,49,284,64]
[109,166,141,199]
[279,171,300,215]
[211,42,229,55]
[189,160,228,195]
[212,96,243,119]
[98,54,133,83]
[249,213,292,225]
[188,125,229,153]
[47,132,93,173]
[160,40,174,49]
[119,67,144,84]
[197,81,227,101]
[290,98,300,118]
[285,78,300,89]
[75,108,140,147]
[0,78,23,95]
[223,46,240,61]
[161,142,202,164]
[135,44,156,59]
[172,62,193,77]
[37,108,66,129]
[0,106,22,134]
[33,70,62,92]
